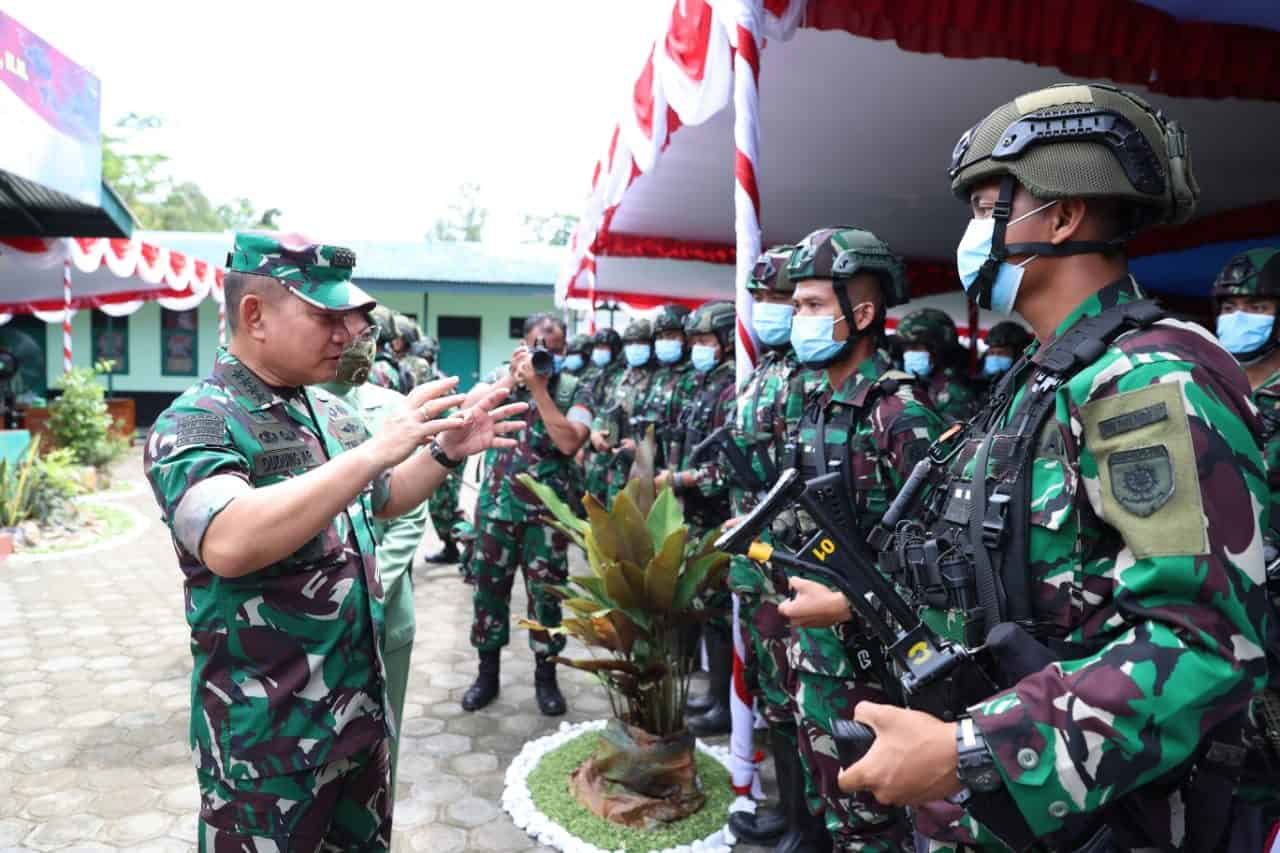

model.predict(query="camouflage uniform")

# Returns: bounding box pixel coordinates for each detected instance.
[424,361,466,556]
[368,353,402,392]
[467,368,594,655]
[581,357,625,506]
[647,360,699,469]
[898,308,979,424]
[145,231,393,851]
[901,84,1271,851]
[924,367,979,424]
[780,351,941,851]
[594,324,656,505]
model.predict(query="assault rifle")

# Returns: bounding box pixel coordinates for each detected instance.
[687,425,776,496]
[715,465,1058,850]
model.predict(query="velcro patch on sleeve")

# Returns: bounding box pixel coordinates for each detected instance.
[1081,382,1207,558]
[174,413,227,449]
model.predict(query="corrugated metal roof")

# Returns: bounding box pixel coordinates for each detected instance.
[141,231,562,286]
[0,170,134,238]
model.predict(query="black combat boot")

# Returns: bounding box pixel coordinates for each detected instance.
[461,650,500,711]
[534,653,567,716]
[772,728,833,853]
[687,624,732,737]
[727,728,788,843]
[424,538,460,564]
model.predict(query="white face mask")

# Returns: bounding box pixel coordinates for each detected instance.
[955,200,1056,315]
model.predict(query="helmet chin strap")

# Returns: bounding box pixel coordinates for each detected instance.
[972,176,1126,309]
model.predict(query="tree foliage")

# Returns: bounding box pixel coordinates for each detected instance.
[429,181,487,243]
[102,114,278,232]
[522,211,579,246]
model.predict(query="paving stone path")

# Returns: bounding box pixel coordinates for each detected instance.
[0,448,771,852]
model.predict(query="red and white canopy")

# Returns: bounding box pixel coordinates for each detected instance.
[0,235,225,323]
[560,0,1280,376]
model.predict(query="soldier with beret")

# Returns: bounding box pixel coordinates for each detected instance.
[145,233,525,850]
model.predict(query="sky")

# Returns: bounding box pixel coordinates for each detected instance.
[3,1,669,242]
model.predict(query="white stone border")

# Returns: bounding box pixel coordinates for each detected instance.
[503,718,753,853]
[8,499,151,562]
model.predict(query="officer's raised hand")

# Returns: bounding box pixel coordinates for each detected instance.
[778,576,852,628]
[837,701,962,805]
[365,377,467,469]
[435,384,528,458]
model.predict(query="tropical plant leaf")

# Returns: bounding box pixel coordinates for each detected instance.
[601,560,640,610]
[626,425,657,515]
[694,550,732,594]
[610,490,655,568]
[568,574,614,607]
[671,556,712,612]
[584,494,621,563]
[516,474,589,536]
[543,517,587,550]
[563,597,605,617]
[643,526,687,611]
[690,524,724,560]
[645,486,683,551]
[605,610,643,655]
[548,657,653,676]
[618,559,649,609]
[516,618,568,637]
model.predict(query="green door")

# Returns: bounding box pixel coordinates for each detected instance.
[437,316,481,392]
[0,315,48,398]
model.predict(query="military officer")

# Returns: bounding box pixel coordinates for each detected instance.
[978,320,1033,387]
[769,227,942,853]
[563,333,592,376]
[590,318,658,505]
[823,84,1271,852]
[896,307,980,424]
[645,303,698,469]
[580,327,626,507]
[144,233,524,850]
[394,314,432,389]
[724,245,802,845]
[368,306,404,392]
[461,312,594,716]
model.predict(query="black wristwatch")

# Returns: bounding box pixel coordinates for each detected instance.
[955,716,1003,793]
[429,439,464,470]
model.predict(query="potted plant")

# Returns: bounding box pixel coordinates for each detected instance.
[517,431,730,828]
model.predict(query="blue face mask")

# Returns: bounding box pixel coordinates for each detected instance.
[903,350,933,378]
[982,354,1013,377]
[691,344,719,373]
[624,343,651,367]
[1217,311,1275,356]
[563,354,584,373]
[551,354,565,374]
[790,313,847,366]
[655,339,684,364]
[752,302,794,346]
[956,201,1056,315]
[591,348,612,368]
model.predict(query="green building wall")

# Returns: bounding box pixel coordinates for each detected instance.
[38,284,555,420]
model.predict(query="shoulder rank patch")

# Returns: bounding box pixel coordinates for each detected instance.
[174,413,226,449]
[1099,401,1167,439]
[1108,445,1173,517]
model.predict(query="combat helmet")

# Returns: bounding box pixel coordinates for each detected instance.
[787,226,908,366]
[898,308,960,354]
[685,300,736,349]
[986,320,1033,352]
[567,333,593,356]
[370,305,397,348]
[949,82,1199,310]
[622,318,653,343]
[393,313,421,346]
[653,303,693,336]
[1213,248,1280,363]
[593,327,623,355]
[749,244,797,294]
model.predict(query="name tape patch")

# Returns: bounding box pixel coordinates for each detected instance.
[174,414,225,448]
[1098,401,1168,439]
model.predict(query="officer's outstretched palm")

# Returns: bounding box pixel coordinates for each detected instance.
[436,385,527,458]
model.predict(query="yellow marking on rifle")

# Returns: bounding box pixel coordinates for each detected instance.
[747,542,773,562]
[811,537,836,562]
[908,641,932,665]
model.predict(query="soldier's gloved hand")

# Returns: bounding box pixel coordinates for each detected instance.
[777,576,851,628]
[435,385,528,459]
[367,378,467,469]
[837,701,962,805]
[590,431,610,453]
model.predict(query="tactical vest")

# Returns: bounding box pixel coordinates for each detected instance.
[882,299,1167,647]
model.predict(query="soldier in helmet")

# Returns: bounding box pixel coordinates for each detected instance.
[762,226,943,852]
[393,314,432,389]
[979,320,1032,385]
[580,328,626,506]
[896,307,980,424]
[645,303,698,469]
[563,333,592,376]
[590,318,658,505]
[807,84,1272,851]
[143,233,525,849]
[368,305,404,392]
[421,329,468,565]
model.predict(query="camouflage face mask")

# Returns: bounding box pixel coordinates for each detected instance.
[335,331,376,385]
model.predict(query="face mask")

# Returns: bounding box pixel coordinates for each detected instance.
[591,348,612,368]
[956,200,1056,315]
[655,339,684,364]
[983,354,1013,377]
[752,302,794,346]
[335,334,376,385]
[1217,311,1275,356]
[790,313,847,366]
[691,344,719,373]
[551,354,565,374]
[903,350,933,378]
[563,354,584,373]
[624,343,651,367]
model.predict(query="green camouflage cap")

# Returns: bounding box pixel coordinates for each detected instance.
[1213,248,1280,301]
[898,307,959,351]
[227,232,375,312]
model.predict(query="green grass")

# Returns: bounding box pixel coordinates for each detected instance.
[526,730,734,851]
[22,502,135,554]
